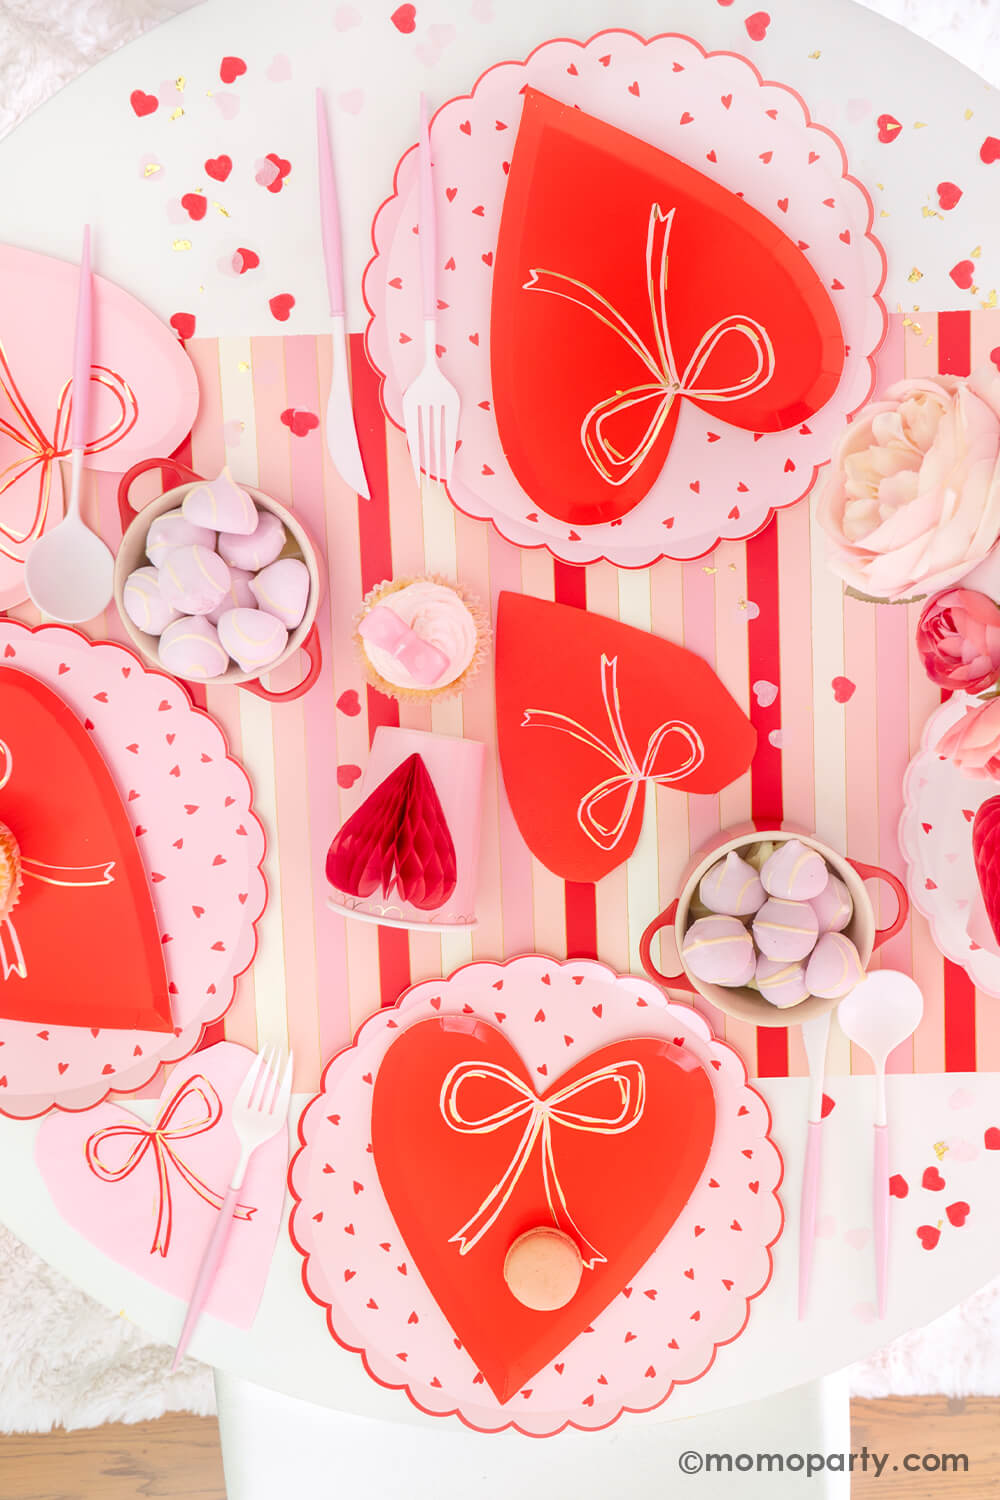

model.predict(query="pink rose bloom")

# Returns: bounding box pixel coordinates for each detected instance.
[937,697,1000,779]
[917,588,1000,692]
[817,368,1000,601]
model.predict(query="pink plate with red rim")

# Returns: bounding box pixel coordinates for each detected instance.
[0,621,266,1117]
[288,955,783,1435]
[363,29,886,568]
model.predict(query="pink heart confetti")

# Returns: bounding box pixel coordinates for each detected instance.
[213,92,241,121]
[752,679,777,708]
[844,1227,870,1251]
[266,54,292,82]
[846,99,871,123]
[334,4,361,28]
[743,600,760,621]
[338,90,365,115]
[165,197,188,225]
[767,729,785,750]
[947,1138,978,1163]
[255,157,281,189]
[222,420,244,447]
[815,1214,836,1239]
[949,1088,974,1110]
[416,22,456,67]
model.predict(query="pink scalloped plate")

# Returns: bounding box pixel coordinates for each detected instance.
[288,956,783,1435]
[899,696,1000,998]
[0,621,266,1118]
[363,29,886,568]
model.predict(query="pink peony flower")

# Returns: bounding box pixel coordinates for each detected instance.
[817,368,1000,601]
[916,588,1000,693]
[937,697,1000,779]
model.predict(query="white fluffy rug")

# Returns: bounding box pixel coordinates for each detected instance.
[1,0,1000,1434]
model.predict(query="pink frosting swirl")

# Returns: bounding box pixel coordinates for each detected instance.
[363,582,477,690]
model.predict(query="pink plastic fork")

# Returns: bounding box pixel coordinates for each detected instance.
[171,1047,293,1369]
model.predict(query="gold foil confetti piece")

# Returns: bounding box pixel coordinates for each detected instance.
[920,206,942,219]
[738,598,750,611]
[972,245,983,258]
[972,284,980,296]
[172,238,192,252]
[702,566,717,575]
[933,1141,948,1161]
[808,50,821,59]
[213,202,230,217]
[924,335,933,346]
[902,317,912,327]
[965,108,974,120]
[176,76,186,91]
[907,267,923,282]
[143,163,161,177]
[729,563,737,572]
[237,360,250,373]
[913,121,928,129]
[877,182,885,191]
[169,107,184,121]
[880,209,889,218]
[913,304,921,311]
[983,290,998,309]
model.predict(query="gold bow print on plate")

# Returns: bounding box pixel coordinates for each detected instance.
[0,738,116,981]
[86,1075,256,1257]
[524,202,776,487]
[0,343,138,562]
[521,653,704,851]
[440,1057,646,1268]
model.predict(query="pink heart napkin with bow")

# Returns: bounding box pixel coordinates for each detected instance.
[35,1043,286,1326]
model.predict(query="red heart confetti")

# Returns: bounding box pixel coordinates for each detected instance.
[950,260,975,290]
[980,136,1000,165]
[169,313,196,341]
[916,1224,940,1250]
[888,1173,908,1199]
[831,676,856,704]
[336,689,361,717]
[946,1201,970,1227]
[391,3,417,31]
[876,114,902,144]
[205,155,233,182]
[181,193,207,222]
[744,11,770,41]
[219,56,247,85]
[280,408,320,437]
[130,89,159,118]
[269,293,295,322]
[234,247,260,274]
[337,764,362,789]
[921,1166,945,1192]
[985,1126,1000,1150]
[936,181,962,210]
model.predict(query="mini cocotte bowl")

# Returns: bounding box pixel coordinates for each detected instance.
[115,458,322,703]
[639,824,909,1027]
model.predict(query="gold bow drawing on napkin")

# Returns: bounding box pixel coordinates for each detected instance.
[440,1057,646,1268]
[521,654,705,851]
[524,202,776,487]
[86,1075,256,1257]
[0,342,138,562]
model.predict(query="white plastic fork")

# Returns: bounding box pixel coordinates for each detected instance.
[401,93,460,486]
[171,1047,293,1369]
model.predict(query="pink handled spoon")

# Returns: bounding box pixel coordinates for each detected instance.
[837,971,924,1319]
[24,226,115,623]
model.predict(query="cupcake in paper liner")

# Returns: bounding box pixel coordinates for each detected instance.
[353,576,490,702]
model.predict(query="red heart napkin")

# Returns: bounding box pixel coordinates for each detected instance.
[491,88,845,526]
[0,667,171,1031]
[372,1015,715,1403]
[495,594,757,882]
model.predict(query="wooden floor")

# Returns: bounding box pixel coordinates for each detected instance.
[0,1399,994,1497]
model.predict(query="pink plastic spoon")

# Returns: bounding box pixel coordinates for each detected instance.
[24,226,115,623]
[837,971,924,1319]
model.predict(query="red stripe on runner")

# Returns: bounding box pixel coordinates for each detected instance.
[553,562,598,959]
[937,311,971,376]
[936,320,975,1064]
[349,335,410,1006]
[745,522,787,1078]
[943,960,977,1072]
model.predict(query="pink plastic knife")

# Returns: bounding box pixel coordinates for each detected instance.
[315,88,370,500]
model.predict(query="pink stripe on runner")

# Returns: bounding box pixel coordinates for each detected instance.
[875,596,913,1072]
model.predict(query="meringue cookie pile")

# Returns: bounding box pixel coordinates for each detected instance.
[681,839,863,1009]
[122,470,311,681]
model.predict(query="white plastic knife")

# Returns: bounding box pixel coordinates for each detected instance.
[316,88,370,500]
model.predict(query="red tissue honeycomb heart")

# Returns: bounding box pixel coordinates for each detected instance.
[972,796,1000,947]
[326,753,457,910]
[372,1016,715,1403]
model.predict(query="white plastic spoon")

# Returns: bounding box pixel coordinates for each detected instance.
[837,971,924,1318]
[24,226,115,623]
